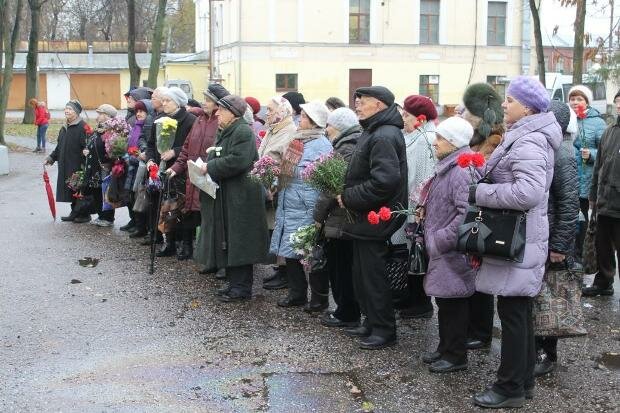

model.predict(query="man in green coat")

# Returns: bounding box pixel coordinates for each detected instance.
[195,95,269,302]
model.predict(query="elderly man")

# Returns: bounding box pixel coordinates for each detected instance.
[336,86,408,349]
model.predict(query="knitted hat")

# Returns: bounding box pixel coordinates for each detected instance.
[326,96,346,111]
[129,87,152,101]
[327,107,359,132]
[218,95,248,117]
[66,100,82,114]
[163,87,188,108]
[282,92,306,114]
[568,85,593,105]
[203,83,230,102]
[354,86,395,107]
[547,100,571,134]
[506,76,550,113]
[134,100,147,113]
[462,83,503,138]
[436,116,474,149]
[245,97,261,114]
[95,104,117,118]
[300,100,330,128]
[403,95,438,120]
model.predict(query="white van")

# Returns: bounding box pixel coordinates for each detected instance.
[546,72,607,115]
[164,80,194,100]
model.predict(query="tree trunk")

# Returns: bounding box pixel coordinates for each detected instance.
[127,0,141,87]
[572,0,586,84]
[23,0,43,125]
[50,10,59,40]
[529,0,546,86]
[0,0,24,146]
[147,0,167,88]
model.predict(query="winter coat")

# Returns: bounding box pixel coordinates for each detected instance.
[195,117,269,269]
[145,107,196,170]
[590,116,620,219]
[270,131,333,258]
[170,110,219,213]
[83,128,112,189]
[340,104,408,241]
[423,147,477,298]
[548,133,579,256]
[34,106,49,126]
[573,107,606,198]
[474,112,562,297]
[47,118,89,202]
[313,125,361,233]
[145,111,166,164]
[257,118,298,164]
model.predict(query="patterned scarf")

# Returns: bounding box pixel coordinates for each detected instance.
[278,128,324,189]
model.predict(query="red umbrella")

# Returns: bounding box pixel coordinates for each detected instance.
[43,166,56,220]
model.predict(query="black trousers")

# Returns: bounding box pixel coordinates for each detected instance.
[467,292,494,342]
[594,214,620,286]
[351,240,395,338]
[436,297,469,365]
[285,258,308,302]
[85,186,115,221]
[576,197,590,259]
[535,336,558,362]
[325,239,360,322]
[226,264,253,297]
[493,296,535,398]
[181,211,201,243]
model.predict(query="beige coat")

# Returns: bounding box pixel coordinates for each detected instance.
[258,118,298,164]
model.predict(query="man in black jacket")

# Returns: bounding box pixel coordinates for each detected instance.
[336,86,408,349]
[583,90,620,296]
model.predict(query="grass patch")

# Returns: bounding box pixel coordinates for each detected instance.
[3,118,97,142]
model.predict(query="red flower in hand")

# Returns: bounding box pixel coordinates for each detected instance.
[575,103,587,120]
[127,146,140,156]
[83,123,93,135]
[258,130,267,139]
[367,211,380,225]
[457,153,473,168]
[378,206,392,221]
[471,152,486,167]
[148,164,159,179]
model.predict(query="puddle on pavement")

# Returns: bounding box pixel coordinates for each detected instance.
[78,257,99,268]
[597,352,620,371]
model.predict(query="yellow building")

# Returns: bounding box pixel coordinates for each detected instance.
[197,0,529,110]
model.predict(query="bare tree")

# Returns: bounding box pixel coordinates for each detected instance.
[561,0,587,83]
[41,0,68,40]
[127,0,141,86]
[147,0,167,88]
[529,0,546,86]
[0,0,25,145]
[23,0,49,125]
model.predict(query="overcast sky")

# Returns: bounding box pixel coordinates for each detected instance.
[540,0,619,43]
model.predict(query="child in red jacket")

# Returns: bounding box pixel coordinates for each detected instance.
[32,99,50,153]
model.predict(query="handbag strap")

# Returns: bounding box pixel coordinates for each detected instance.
[480,141,516,183]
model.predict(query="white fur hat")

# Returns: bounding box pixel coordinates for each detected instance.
[568,85,594,105]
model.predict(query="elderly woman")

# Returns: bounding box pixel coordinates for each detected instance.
[420,116,477,374]
[146,86,197,258]
[270,100,333,308]
[195,95,269,302]
[44,100,90,222]
[470,76,562,408]
[314,107,362,324]
[258,96,299,290]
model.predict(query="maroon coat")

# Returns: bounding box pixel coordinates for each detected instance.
[170,110,219,212]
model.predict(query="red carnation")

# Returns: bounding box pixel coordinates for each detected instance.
[148,164,159,179]
[575,103,587,120]
[258,130,267,139]
[457,153,472,168]
[84,123,93,135]
[127,146,140,156]
[471,152,486,167]
[378,206,392,221]
[417,114,427,122]
[367,211,380,225]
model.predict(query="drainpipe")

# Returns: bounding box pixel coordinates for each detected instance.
[87,44,93,67]
[521,0,531,75]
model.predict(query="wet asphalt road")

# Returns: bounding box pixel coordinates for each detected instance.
[1,145,619,413]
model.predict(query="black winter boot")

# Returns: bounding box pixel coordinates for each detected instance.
[177,241,193,261]
[156,238,177,257]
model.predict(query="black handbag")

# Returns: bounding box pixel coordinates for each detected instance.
[309,225,328,273]
[386,243,410,291]
[456,142,527,263]
[408,221,428,276]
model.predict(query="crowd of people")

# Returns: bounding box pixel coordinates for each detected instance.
[40,77,620,409]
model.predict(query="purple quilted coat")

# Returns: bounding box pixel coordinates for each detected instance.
[424,147,478,298]
[474,112,562,297]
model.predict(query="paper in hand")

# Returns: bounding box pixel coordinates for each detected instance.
[188,158,219,198]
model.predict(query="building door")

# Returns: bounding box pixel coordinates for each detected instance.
[70,74,120,109]
[3,74,48,110]
[349,69,372,108]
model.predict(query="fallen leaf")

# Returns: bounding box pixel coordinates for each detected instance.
[350,385,362,395]
[190,299,201,309]
[70,279,82,284]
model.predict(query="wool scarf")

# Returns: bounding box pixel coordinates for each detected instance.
[279,128,324,189]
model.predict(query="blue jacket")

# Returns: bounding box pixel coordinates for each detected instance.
[270,132,333,258]
[573,107,606,198]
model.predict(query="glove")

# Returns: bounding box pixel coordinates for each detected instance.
[468,184,477,204]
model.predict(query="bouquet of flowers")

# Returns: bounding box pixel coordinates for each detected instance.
[102,117,131,159]
[66,169,85,191]
[154,117,178,154]
[301,153,347,197]
[249,156,280,190]
[147,163,162,191]
[289,224,319,269]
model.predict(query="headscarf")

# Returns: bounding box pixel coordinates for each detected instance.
[267,96,294,128]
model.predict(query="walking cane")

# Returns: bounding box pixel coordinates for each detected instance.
[149,172,167,274]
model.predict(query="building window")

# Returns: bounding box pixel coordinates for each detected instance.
[420,0,440,45]
[487,75,508,99]
[276,74,298,92]
[349,0,370,44]
[487,1,506,46]
[419,75,439,104]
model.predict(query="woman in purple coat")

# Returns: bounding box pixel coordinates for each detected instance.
[470,77,562,408]
[419,116,478,374]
